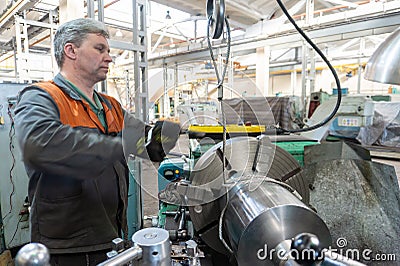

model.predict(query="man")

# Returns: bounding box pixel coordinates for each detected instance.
[14,18,180,265]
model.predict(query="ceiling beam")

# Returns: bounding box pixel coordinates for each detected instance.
[152,30,188,41]
[148,13,400,67]
[275,0,306,21]
[0,0,38,30]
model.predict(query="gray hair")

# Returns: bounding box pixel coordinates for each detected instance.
[54,18,109,68]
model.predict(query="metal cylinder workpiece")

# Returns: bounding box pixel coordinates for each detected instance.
[224,180,331,266]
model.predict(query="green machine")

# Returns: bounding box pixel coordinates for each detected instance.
[269,135,320,167]
[189,132,319,167]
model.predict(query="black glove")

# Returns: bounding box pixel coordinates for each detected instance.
[145,120,180,162]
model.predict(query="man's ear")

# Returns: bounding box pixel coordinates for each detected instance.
[64,43,77,60]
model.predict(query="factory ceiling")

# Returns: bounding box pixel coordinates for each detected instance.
[0,0,393,53]
[151,0,367,28]
[0,0,399,78]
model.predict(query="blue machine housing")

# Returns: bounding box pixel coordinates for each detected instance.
[158,158,187,192]
[329,117,361,139]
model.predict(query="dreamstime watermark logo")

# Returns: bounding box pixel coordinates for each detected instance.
[257,237,397,263]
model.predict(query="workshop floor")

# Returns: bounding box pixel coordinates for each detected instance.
[141,134,400,218]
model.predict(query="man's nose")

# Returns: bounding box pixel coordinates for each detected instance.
[105,53,113,62]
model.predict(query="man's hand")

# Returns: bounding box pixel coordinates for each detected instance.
[146,120,181,162]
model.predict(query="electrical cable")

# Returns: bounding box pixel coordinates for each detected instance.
[8,215,23,247]
[2,104,17,222]
[275,0,342,133]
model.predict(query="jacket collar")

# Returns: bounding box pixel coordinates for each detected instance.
[53,73,112,109]
[53,73,81,101]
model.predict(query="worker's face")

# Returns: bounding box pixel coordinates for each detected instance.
[73,33,112,83]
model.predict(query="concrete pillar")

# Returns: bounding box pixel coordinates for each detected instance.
[256,46,270,96]
[59,0,84,24]
[291,68,297,96]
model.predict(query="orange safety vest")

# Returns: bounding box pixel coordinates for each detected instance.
[34,80,124,134]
